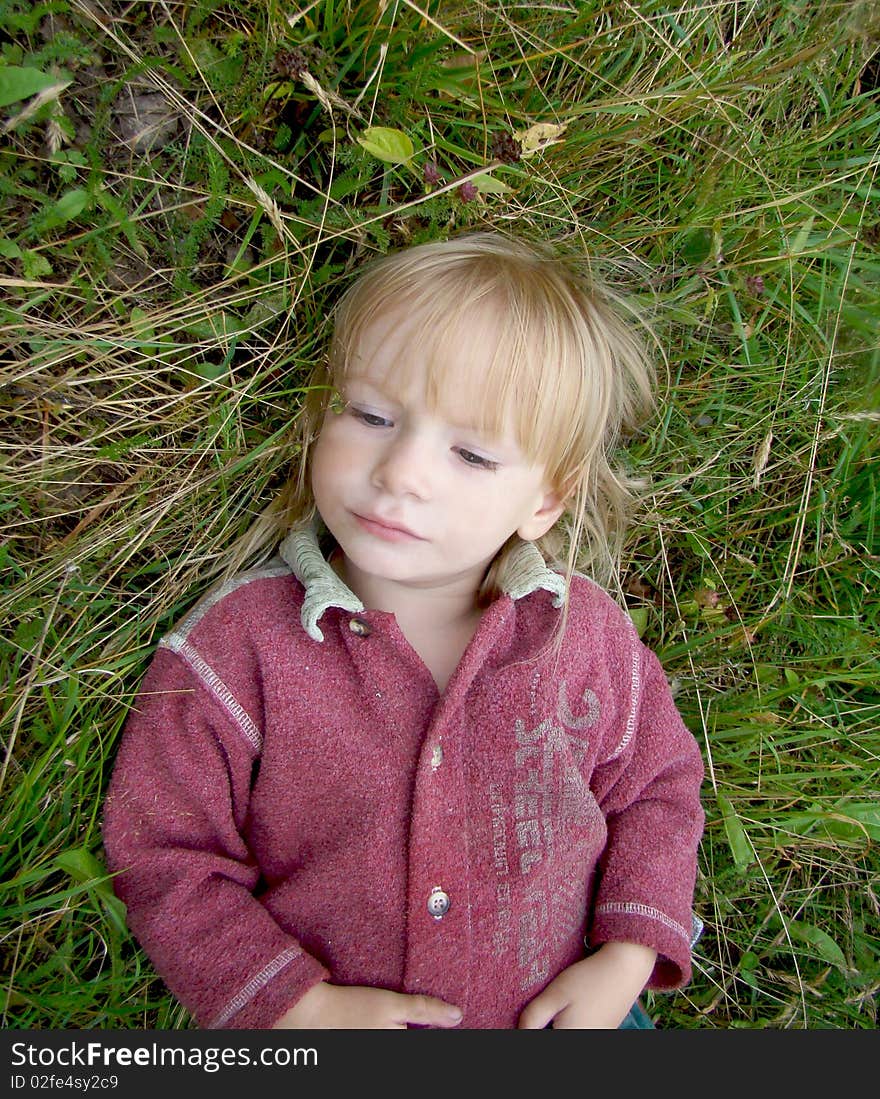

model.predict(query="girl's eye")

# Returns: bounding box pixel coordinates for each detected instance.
[455,447,499,471]
[351,407,392,428]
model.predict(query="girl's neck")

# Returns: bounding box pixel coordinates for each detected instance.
[334,554,480,631]
[332,555,487,690]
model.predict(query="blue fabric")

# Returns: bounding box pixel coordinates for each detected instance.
[619,1000,655,1029]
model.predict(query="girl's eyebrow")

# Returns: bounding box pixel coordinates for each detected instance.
[448,415,500,440]
[344,375,512,448]
[342,376,396,401]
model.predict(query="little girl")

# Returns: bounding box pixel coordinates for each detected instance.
[103,232,704,1030]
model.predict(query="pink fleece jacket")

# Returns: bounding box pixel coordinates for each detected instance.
[103,527,704,1029]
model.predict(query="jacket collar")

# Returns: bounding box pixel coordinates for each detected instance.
[278,522,566,642]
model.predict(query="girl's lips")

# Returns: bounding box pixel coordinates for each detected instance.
[354,513,425,542]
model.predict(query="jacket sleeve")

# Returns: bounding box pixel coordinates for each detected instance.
[587,642,704,988]
[103,645,330,1028]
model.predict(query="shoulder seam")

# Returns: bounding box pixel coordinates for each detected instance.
[171,563,292,643]
[159,634,263,754]
[605,638,641,762]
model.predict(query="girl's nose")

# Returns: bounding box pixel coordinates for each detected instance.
[370,431,433,500]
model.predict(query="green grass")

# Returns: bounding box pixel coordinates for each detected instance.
[2,0,878,1029]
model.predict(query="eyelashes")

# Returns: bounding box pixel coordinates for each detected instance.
[454,448,499,472]
[349,407,393,428]
[347,405,499,472]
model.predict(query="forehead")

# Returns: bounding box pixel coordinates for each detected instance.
[340,303,519,435]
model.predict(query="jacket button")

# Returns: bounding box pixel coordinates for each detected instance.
[427,886,450,919]
[349,617,372,637]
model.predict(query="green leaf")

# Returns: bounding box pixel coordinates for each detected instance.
[357,126,415,164]
[189,361,227,382]
[53,187,89,220]
[50,149,87,185]
[130,307,156,341]
[0,65,67,108]
[55,847,128,936]
[680,227,712,266]
[130,307,162,358]
[787,921,848,969]
[717,793,754,871]
[267,80,296,101]
[38,188,91,232]
[627,606,649,637]
[55,846,106,884]
[0,238,22,260]
[21,249,52,279]
[819,802,880,843]
[472,172,513,195]
[739,950,760,971]
[183,37,244,89]
[788,215,816,258]
[738,950,762,989]
[683,530,711,558]
[185,311,245,342]
[243,293,289,327]
[779,802,880,844]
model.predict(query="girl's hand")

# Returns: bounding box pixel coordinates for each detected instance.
[273,982,463,1029]
[517,942,657,1029]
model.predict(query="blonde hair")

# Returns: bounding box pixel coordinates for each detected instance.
[237,232,655,598]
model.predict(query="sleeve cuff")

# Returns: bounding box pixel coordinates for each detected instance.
[589,902,702,989]
[206,946,330,1029]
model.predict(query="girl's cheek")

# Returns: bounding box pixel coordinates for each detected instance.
[314,421,362,473]
[313,416,344,453]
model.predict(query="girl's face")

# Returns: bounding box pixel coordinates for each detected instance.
[310,312,563,602]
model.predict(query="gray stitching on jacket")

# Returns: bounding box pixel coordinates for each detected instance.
[605,644,640,761]
[594,901,690,945]
[208,944,302,1028]
[160,635,263,753]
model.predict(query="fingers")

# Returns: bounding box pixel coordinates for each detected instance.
[517,992,561,1030]
[394,992,463,1028]
[275,983,463,1029]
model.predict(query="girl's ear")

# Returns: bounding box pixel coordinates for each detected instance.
[517,489,565,542]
